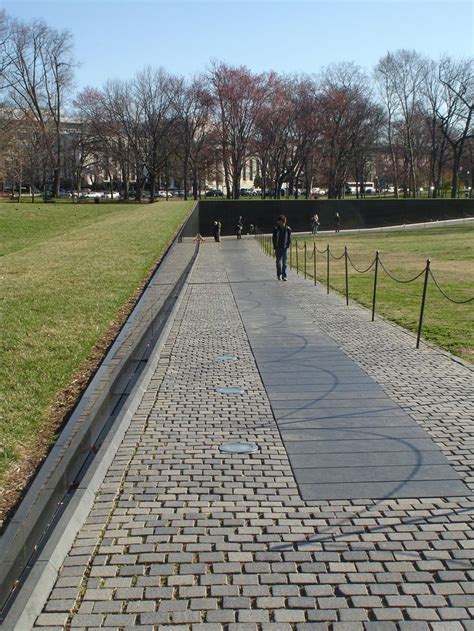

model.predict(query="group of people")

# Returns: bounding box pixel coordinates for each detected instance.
[213,216,255,242]
[312,212,341,234]
[213,211,342,282]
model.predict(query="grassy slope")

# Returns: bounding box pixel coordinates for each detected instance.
[292,225,474,361]
[0,200,193,482]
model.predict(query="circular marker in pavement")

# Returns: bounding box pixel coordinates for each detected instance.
[216,355,239,362]
[216,386,244,394]
[219,442,259,454]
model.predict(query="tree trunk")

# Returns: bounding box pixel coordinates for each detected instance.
[451,151,461,198]
[183,158,188,200]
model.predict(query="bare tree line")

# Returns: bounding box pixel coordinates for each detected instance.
[0,10,472,200]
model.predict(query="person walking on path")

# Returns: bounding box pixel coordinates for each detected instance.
[272,214,292,281]
[236,216,243,239]
[334,212,341,233]
[311,213,320,236]
[213,220,221,242]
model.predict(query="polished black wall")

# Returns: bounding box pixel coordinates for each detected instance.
[187,199,474,236]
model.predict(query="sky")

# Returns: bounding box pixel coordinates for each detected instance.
[3,0,473,95]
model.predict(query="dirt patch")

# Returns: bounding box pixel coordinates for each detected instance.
[0,247,170,529]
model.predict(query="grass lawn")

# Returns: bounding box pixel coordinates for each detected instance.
[264,224,473,362]
[0,200,194,512]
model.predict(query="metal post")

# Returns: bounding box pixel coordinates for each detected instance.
[304,242,307,279]
[296,241,299,274]
[416,258,431,349]
[344,246,349,306]
[313,242,316,285]
[371,251,379,321]
[326,244,330,294]
[289,240,293,269]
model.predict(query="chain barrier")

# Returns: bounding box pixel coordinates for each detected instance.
[347,253,376,274]
[429,269,474,304]
[378,258,426,284]
[256,234,472,350]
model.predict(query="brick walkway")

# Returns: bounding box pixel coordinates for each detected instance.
[33,239,473,630]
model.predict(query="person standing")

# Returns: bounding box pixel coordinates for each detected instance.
[213,220,221,242]
[272,214,292,281]
[334,212,341,233]
[311,213,320,235]
[236,216,243,239]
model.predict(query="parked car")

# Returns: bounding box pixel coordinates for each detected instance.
[205,189,224,197]
[157,191,173,198]
[103,191,120,199]
[82,191,105,199]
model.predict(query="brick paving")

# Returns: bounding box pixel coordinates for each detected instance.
[33,239,473,630]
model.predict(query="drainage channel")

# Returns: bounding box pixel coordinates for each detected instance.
[0,242,199,625]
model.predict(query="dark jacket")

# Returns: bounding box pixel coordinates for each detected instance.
[272,224,292,249]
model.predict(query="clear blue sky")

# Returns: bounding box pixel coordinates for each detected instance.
[3,0,473,95]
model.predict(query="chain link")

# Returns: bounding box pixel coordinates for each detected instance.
[347,253,376,274]
[429,270,474,304]
[378,258,426,283]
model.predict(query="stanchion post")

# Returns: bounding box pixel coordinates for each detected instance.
[344,246,349,306]
[416,258,431,349]
[371,250,379,322]
[304,242,307,280]
[296,241,299,274]
[313,242,316,285]
[326,244,330,295]
[289,240,293,269]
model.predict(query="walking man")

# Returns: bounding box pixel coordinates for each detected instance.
[334,212,341,233]
[272,214,292,281]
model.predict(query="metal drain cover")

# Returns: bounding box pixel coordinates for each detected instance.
[219,442,258,454]
[216,355,239,362]
[216,387,244,394]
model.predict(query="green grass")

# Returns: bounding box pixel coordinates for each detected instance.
[263,225,474,361]
[0,200,194,485]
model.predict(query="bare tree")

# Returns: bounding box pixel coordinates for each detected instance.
[437,56,474,198]
[254,75,297,198]
[210,62,271,198]
[375,50,428,197]
[1,16,75,196]
[0,9,12,86]
[421,59,451,197]
[318,63,378,198]
[170,75,213,200]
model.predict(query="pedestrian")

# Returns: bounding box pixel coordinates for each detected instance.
[272,214,292,281]
[236,216,243,239]
[311,213,320,236]
[334,212,341,233]
[213,220,221,242]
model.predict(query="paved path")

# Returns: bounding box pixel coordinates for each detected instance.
[223,241,467,502]
[33,239,473,630]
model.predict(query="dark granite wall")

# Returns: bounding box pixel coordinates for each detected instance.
[186,199,474,236]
